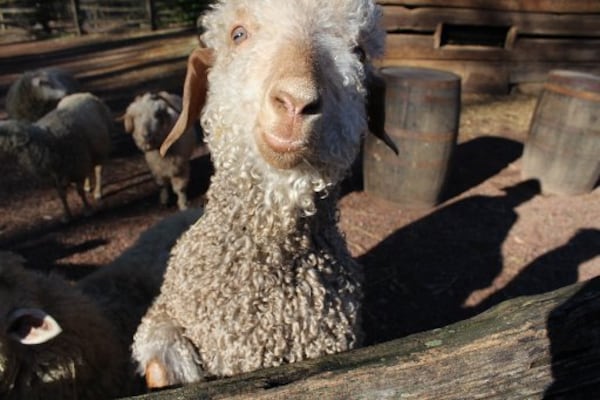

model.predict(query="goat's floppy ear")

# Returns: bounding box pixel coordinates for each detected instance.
[160,47,214,156]
[367,71,399,155]
[7,308,63,345]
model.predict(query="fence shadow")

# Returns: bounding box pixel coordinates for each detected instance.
[443,135,523,200]
[471,228,600,315]
[360,179,541,345]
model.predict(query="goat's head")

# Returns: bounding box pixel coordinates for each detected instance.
[0,121,32,151]
[124,92,181,152]
[28,70,71,102]
[161,0,389,191]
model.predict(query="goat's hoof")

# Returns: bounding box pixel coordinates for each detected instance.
[145,358,170,389]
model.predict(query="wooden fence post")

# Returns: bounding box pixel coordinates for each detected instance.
[69,0,82,35]
[146,0,156,31]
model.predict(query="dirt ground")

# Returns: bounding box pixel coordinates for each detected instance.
[0,34,598,346]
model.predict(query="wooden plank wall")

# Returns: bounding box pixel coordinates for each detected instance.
[378,0,600,93]
[78,0,149,32]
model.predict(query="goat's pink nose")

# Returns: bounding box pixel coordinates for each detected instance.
[260,79,322,156]
[272,86,322,118]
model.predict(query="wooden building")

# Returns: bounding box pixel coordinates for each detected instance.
[378,0,600,93]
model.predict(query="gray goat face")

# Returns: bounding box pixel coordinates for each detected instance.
[30,71,70,101]
[125,94,177,152]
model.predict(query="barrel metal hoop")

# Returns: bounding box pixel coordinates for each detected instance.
[543,83,600,102]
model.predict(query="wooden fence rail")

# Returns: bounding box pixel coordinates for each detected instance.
[1,1,599,93]
[125,277,600,399]
[0,0,210,35]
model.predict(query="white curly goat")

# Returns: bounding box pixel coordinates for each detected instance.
[124,92,195,210]
[0,209,202,400]
[6,68,80,121]
[0,93,112,222]
[132,0,390,388]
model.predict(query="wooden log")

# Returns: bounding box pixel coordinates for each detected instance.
[126,277,600,399]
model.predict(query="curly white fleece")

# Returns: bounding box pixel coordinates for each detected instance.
[133,0,385,383]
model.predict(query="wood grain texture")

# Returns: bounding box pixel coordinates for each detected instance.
[126,277,600,399]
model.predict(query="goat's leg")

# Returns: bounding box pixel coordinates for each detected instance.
[132,303,206,388]
[75,182,93,216]
[155,176,170,206]
[84,176,92,193]
[84,165,103,200]
[171,175,189,210]
[93,165,103,199]
[54,184,72,223]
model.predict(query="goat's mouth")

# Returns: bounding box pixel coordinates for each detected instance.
[256,128,310,170]
[256,105,321,170]
[262,130,305,153]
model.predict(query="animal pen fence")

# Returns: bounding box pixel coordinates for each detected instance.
[0,0,210,36]
[1,0,599,94]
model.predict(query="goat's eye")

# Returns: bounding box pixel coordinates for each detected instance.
[353,46,366,63]
[231,26,248,44]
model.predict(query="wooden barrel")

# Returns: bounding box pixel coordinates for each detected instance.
[522,70,600,195]
[363,66,461,207]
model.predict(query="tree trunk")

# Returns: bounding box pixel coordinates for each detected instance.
[129,277,600,399]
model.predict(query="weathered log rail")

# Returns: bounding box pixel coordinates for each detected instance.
[124,277,600,399]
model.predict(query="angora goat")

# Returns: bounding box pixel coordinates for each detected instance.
[124,92,195,210]
[0,208,202,400]
[132,0,391,388]
[0,93,112,222]
[6,68,80,121]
